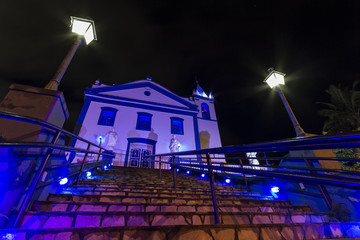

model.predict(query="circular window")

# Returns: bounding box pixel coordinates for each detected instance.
[144,91,151,96]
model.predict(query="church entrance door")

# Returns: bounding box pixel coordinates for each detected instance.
[129,148,152,168]
[126,138,156,168]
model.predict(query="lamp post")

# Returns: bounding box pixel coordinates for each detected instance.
[264,69,306,137]
[45,16,97,91]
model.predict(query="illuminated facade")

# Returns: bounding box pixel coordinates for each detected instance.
[73,78,222,167]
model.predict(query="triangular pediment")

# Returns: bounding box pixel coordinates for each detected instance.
[87,80,197,110]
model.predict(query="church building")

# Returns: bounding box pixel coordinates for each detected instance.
[72,77,222,167]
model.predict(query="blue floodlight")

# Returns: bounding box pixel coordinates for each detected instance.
[86,171,92,177]
[186,170,190,174]
[59,177,68,185]
[176,169,180,172]
[201,173,206,178]
[271,186,280,194]
[104,165,107,170]
[225,178,231,184]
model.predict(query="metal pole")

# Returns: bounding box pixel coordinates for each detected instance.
[172,155,176,189]
[263,152,270,166]
[44,37,82,91]
[13,131,62,228]
[240,158,250,192]
[304,159,332,209]
[206,152,220,224]
[75,143,91,184]
[158,156,162,180]
[275,87,306,137]
[150,155,153,174]
[96,147,102,162]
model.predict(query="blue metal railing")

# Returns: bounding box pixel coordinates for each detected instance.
[150,131,360,224]
[0,110,114,228]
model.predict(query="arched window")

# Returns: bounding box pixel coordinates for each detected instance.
[136,112,152,131]
[201,103,210,119]
[97,107,118,126]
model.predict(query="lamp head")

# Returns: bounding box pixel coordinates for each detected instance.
[264,70,286,88]
[70,16,97,44]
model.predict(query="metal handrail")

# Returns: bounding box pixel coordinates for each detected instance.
[149,131,360,224]
[0,110,114,228]
[0,110,101,149]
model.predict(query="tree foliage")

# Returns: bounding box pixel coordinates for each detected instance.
[318,81,360,135]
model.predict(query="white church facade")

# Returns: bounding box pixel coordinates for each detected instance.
[72,78,222,167]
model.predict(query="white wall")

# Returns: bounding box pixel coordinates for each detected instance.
[75,100,197,156]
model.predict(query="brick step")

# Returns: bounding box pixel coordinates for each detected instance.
[21,211,329,229]
[77,181,240,191]
[3,222,356,240]
[64,185,247,194]
[47,193,290,205]
[32,200,312,213]
[60,189,262,199]
[62,186,248,196]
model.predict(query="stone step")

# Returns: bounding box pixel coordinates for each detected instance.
[59,189,263,199]
[3,222,357,240]
[63,185,248,195]
[32,200,312,213]
[47,193,280,204]
[20,211,329,229]
[77,181,241,191]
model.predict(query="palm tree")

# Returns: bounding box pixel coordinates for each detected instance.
[318,81,360,164]
[318,81,360,135]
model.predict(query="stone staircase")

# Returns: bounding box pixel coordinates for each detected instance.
[0,166,358,239]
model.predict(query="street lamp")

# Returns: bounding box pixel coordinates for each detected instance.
[264,69,306,137]
[45,16,97,91]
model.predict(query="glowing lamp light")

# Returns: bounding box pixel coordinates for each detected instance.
[225,178,231,184]
[264,70,286,88]
[86,171,92,177]
[70,16,97,44]
[186,170,190,174]
[104,165,107,170]
[97,136,104,146]
[176,169,180,172]
[201,173,206,178]
[271,186,280,194]
[59,177,68,185]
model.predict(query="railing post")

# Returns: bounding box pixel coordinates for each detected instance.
[158,156,162,180]
[263,152,270,166]
[96,147,102,162]
[172,155,176,189]
[75,143,91,185]
[240,158,250,192]
[150,155,153,174]
[206,152,220,224]
[13,130,62,228]
[304,158,332,209]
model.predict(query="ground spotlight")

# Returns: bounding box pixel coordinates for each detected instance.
[86,171,92,178]
[59,177,68,185]
[271,186,280,194]
[186,170,190,174]
[201,173,206,178]
[225,178,231,184]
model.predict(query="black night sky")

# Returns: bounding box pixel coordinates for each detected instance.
[0,1,359,146]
